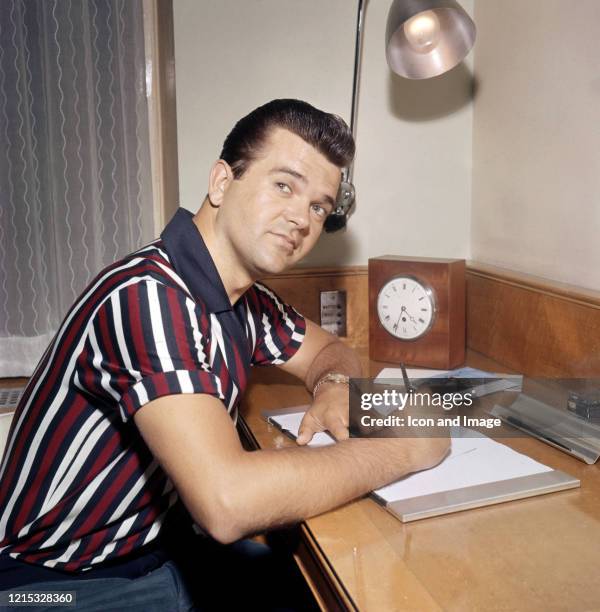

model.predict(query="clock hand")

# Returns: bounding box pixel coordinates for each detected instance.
[400,305,418,324]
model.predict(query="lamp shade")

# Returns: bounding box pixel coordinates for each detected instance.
[386,0,476,79]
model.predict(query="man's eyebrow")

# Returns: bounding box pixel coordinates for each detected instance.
[321,194,335,209]
[270,166,307,182]
[270,166,336,208]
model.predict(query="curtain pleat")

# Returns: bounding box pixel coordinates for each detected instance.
[0,0,154,377]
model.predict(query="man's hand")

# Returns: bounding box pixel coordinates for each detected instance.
[278,320,361,445]
[399,435,451,473]
[297,384,349,445]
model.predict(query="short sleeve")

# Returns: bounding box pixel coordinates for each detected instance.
[245,282,306,367]
[74,279,224,421]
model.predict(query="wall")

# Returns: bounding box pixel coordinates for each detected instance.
[471,0,600,291]
[173,0,474,266]
[173,0,354,212]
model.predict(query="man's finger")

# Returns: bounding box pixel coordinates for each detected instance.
[296,413,325,445]
[325,414,349,441]
[296,429,312,445]
[328,423,349,441]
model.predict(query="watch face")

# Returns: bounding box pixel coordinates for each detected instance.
[377,276,436,340]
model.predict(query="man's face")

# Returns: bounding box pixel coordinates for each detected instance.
[214,127,342,277]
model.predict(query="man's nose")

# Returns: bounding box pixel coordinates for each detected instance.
[284,199,310,231]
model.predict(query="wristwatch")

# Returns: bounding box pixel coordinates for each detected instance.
[312,372,350,398]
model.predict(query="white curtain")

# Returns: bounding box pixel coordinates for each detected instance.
[0,0,154,377]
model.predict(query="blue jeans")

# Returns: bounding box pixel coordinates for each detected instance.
[3,539,316,611]
[3,560,196,611]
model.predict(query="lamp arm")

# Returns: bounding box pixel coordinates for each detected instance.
[345,0,368,185]
[327,0,369,232]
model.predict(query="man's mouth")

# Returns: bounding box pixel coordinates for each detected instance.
[271,233,297,252]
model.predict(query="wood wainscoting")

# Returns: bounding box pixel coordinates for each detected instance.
[263,262,600,377]
[466,263,600,377]
[261,266,369,350]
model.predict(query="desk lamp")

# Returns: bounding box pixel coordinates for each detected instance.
[325,0,476,232]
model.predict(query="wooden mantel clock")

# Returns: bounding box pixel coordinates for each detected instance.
[369,256,466,369]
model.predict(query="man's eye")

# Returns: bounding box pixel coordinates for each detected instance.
[276,182,291,194]
[311,204,327,218]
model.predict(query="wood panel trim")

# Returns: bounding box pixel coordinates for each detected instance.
[467,262,600,310]
[262,266,367,281]
[260,267,369,349]
[268,262,600,306]
[143,0,179,232]
[466,261,600,376]
[264,262,600,376]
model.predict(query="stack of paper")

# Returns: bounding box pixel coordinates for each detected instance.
[268,412,551,500]
[374,429,551,502]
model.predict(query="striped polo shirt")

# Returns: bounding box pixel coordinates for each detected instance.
[0,208,305,575]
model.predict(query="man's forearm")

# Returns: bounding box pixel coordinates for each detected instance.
[135,392,449,545]
[217,435,446,542]
[304,339,362,392]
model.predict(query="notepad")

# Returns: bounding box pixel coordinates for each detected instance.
[374,432,550,502]
[264,408,579,522]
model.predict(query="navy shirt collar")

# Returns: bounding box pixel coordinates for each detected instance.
[160,208,232,314]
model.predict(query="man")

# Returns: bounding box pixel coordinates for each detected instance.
[0,99,448,609]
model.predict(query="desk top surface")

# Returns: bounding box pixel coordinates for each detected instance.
[5,360,600,609]
[240,351,600,612]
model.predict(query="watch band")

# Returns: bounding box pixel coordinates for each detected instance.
[312,372,350,398]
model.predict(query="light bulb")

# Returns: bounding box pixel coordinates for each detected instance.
[403,10,441,53]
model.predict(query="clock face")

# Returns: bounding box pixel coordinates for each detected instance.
[377,276,436,340]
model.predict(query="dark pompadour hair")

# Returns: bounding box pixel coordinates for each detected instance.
[219,99,355,179]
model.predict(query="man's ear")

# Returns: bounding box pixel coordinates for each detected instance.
[207,159,234,207]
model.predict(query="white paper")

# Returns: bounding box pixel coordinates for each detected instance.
[375,367,450,383]
[267,411,552,502]
[375,366,521,383]
[271,412,336,447]
[374,431,551,502]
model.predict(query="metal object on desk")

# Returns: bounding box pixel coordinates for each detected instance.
[0,386,24,410]
[492,393,600,464]
[0,388,20,456]
[567,388,600,422]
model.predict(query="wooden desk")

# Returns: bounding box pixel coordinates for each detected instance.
[239,353,600,611]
